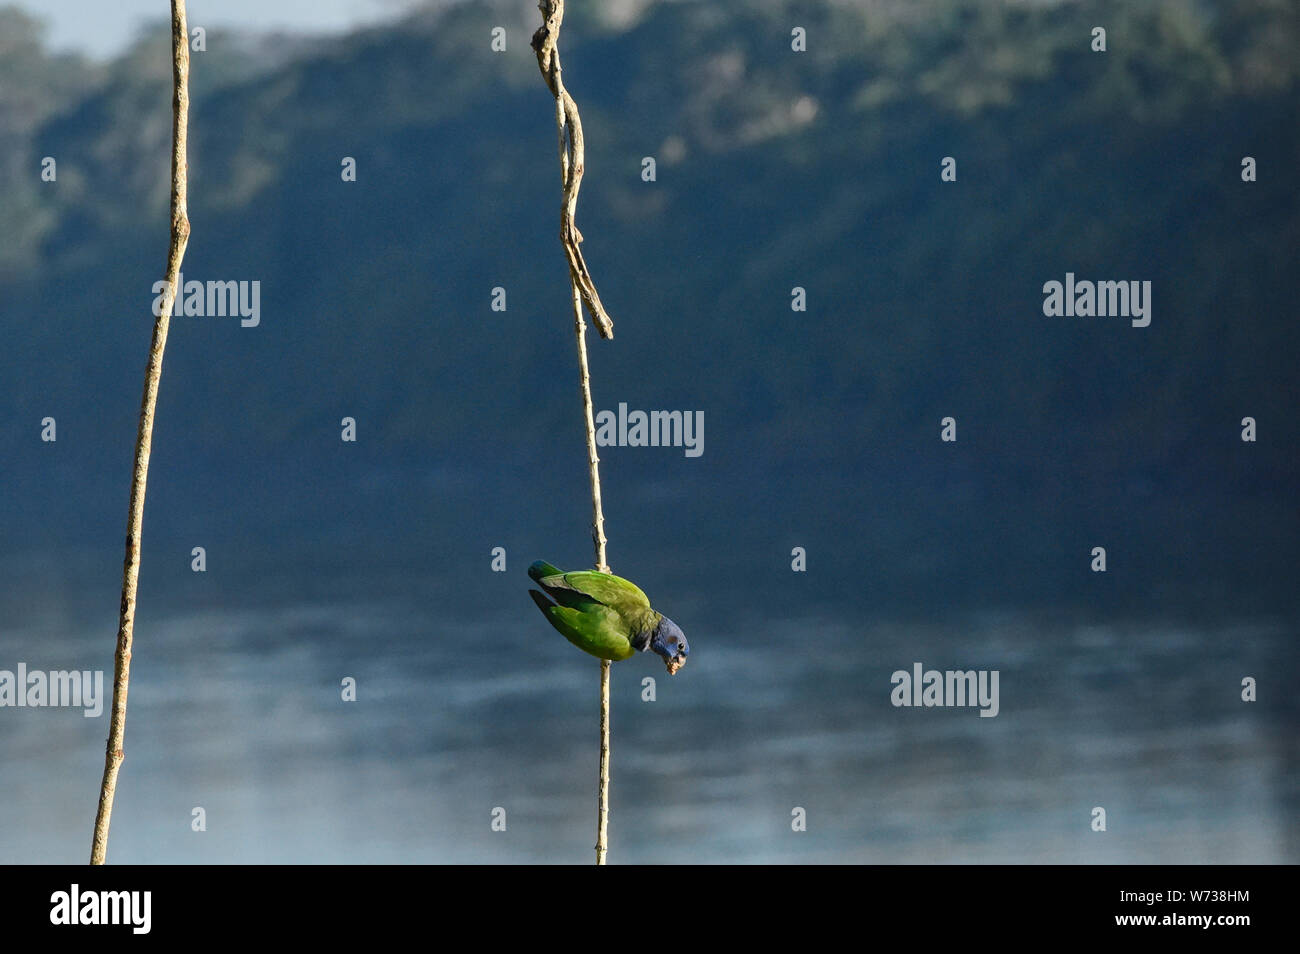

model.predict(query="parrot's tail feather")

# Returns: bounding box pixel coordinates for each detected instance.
[528,560,564,585]
[528,589,556,615]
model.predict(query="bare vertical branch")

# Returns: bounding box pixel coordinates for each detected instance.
[597,656,610,864]
[571,283,609,574]
[569,279,611,864]
[91,0,191,865]
[538,0,614,864]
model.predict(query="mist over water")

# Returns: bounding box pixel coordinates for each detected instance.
[3,577,1293,863]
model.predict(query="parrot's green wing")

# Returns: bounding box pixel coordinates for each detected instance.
[537,570,655,625]
[528,562,662,660]
[530,592,637,661]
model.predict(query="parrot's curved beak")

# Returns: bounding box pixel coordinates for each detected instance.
[665,653,686,675]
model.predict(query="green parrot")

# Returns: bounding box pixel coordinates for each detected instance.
[528,561,690,674]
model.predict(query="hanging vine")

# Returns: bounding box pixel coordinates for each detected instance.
[91,0,192,865]
[531,0,616,864]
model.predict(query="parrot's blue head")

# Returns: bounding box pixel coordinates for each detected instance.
[649,616,689,675]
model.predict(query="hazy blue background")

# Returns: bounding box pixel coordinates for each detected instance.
[1,0,1296,863]
[6,0,429,59]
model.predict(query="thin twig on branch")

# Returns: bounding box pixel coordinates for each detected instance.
[532,0,615,339]
[90,0,191,865]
